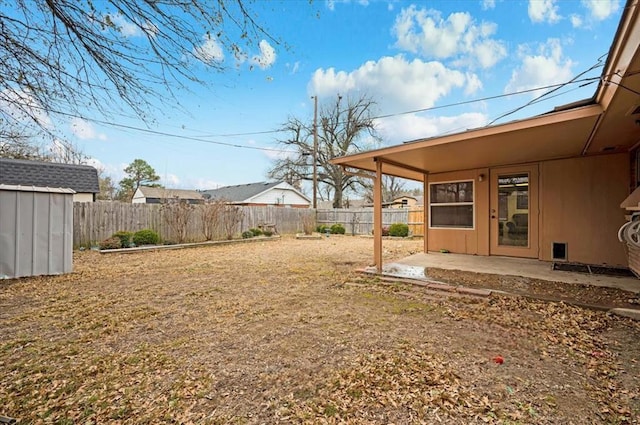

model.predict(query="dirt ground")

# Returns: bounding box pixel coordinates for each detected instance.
[1,236,639,424]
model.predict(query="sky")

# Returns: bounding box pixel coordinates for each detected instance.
[62,0,624,194]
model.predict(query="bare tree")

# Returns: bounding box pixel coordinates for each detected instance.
[221,205,244,240]
[0,1,278,140]
[163,198,195,243]
[268,95,380,208]
[201,199,227,241]
[363,176,409,204]
[0,125,87,164]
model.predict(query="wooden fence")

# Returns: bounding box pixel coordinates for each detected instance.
[73,202,315,247]
[316,208,424,236]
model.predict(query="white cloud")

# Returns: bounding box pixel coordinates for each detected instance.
[308,55,472,113]
[570,14,583,28]
[287,61,301,74]
[193,35,225,64]
[481,0,496,10]
[70,117,107,141]
[464,72,483,95]
[505,38,574,96]
[392,6,506,69]
[528,0,561,24]
[250,40,276,70]
[376,112,489,144]
[582,0,619,20]
[104,13,142,37]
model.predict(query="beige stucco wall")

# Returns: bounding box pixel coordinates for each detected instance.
[424,154,629,266]
[540,153,629,266]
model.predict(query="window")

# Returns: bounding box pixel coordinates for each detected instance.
[429,181,474,228]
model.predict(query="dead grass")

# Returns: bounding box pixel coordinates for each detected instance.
[0,236,639,424]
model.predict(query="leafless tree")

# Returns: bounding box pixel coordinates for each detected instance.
[0,1,278,140]
[363,175,409,204]
[221,205,244,240]
[163,198,195,243]
[201,199,227,241]
[267,95,380,208]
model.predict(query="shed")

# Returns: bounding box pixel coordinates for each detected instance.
[0,184,74,279]
[0,158,100,202]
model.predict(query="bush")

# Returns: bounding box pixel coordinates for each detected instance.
[388,223,409,237]
[133,229,160,246]
[330,223,346,234]
[112,231,133,247]
[316,224,329,233]
[242,230,254,239]
[249,228,263,236]
[263,230,273,237]
[99,237,122,250]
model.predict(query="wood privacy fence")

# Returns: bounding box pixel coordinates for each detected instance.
[316,208,425,236]
[73,202,315,247]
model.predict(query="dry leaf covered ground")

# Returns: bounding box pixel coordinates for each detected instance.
[1,236,639,424]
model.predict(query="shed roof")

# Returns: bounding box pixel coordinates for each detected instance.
[0,158,99,193]
[137,186,203,200]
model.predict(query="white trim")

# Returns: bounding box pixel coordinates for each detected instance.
[428,179,475,230]
[0,184,75,194]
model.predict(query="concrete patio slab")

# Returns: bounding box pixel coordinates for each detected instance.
[394,252,640,294]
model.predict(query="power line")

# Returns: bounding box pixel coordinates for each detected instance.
[47,107,294,153]
[43,70,604,153]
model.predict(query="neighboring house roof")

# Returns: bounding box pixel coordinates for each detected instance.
[331,1,640,180]
[202,181,310,203]
[0,158,99,193]
[136,186,203,200]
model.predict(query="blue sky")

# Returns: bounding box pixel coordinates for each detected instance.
[66,0,623,194]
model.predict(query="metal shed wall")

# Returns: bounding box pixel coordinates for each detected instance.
[0,185,74,279]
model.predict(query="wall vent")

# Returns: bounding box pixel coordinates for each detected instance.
[552,242,568,261]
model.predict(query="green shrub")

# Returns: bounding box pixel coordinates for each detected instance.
[389,223,409,237]
[316,224,329,233]
[112,231,133,247]
[99,237,122,250]
[330,223,346,234]
[263,230,273,237]
[249,228,263,236]
[242,230,254,239]
[133,229,160,246]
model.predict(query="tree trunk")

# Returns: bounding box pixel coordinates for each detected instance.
[333,186,343,208]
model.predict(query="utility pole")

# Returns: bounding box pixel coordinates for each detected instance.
[312,95,318,209]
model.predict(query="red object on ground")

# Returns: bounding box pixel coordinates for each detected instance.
[493,355,504,364]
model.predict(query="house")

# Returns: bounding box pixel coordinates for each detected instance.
[0,158,99,202]
[390,195,423,209]
[132,186,204,204]
[201,181,310,208]
[332,0,640,272]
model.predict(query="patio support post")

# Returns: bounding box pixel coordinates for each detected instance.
[423,172,429,254]
[374,158,383,272]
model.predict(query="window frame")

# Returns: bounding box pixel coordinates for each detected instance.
[428,179,475,230]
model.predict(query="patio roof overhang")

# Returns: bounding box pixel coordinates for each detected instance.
[332,104,605,181]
